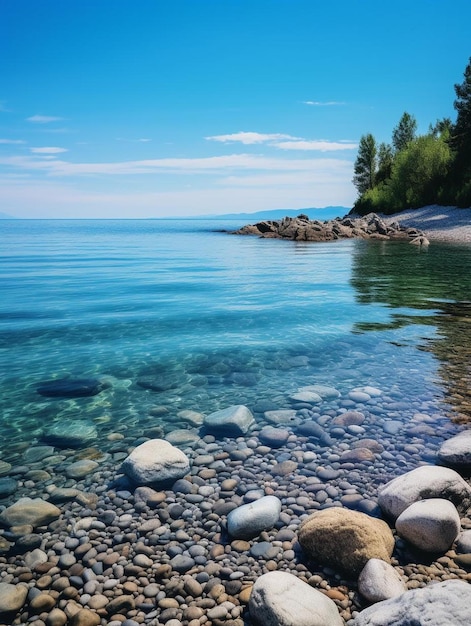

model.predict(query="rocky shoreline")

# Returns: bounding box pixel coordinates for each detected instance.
[231,213,430,246]
[1,381,471,625]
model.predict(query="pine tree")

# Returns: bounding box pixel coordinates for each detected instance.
[353,134,377,195]
[392,112,417,153]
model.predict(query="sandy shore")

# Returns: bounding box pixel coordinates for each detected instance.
[380,205,471,243]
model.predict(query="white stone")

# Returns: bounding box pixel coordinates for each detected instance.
[348,391,371,403]
[0,583,28,614]
[249,571,343,626]
[395,498,460,552]
[351,579,471,625]
[438,430,471,466]
[264,409,297,424]
[24,548,48,569]
[354,386,383,397]
[358,559,407,603]
[290,391,322,404]
[121,439,190,485]
[378,465,471,520]
[299,384,340,399]
[227,495,282,540]
[204,404,254,435]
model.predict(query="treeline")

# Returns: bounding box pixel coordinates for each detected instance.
[353,57,471,215]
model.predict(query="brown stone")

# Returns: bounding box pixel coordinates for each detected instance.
[30,592,57,611]
[68,608,100,626]
[239,586,252,603]
[298,507,394,575]
[106,595,135,614]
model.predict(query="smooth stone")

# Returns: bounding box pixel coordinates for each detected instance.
[351,579,471,626]
[298,508,394,575]
[24,446,55,462]
[259,427,290,448]
[340,448,375,462]
[456,529,471,553]
[177,409,205,425]
[358,559,407,603]
[121,438,190,485]
[24,548,48,569]
[290,391,322,404]
[42,420,98,448]
[37,378,108,397]
[395,498,460,552]
[301,384,340,399]
[0,461,12,477]
[170,554,195,572]
[332,410,365,426]
[65,460,99,479]
[0,477,18,498]
[249,571,343,626]
[348,391,371,403]
[227,496,282,540]
[354,386,382,397]
[165,429,201,445]
[0,582,28,614]
[69,608,101,626]
[136,375,179,391]
[378,465,471,520]
[264,410,297,424]
[0,497,61,528]
[204,404,254,435]
[438,430,471,466]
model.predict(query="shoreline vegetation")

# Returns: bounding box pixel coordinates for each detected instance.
[351,57,471,216]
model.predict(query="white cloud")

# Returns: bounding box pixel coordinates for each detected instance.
[205,131,300,145]
[0,153,355,176]
[303,101,346,106]
[0,139,26,144]
[116,137,152,143]
[27,115,64,123]
[273,140,357,152]
[30,147,68,154]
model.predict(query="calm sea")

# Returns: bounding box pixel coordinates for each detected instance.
[1,219,470,461]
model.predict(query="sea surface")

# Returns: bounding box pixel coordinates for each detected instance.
[1,219,471,465]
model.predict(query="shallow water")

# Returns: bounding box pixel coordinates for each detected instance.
[1,219,471,464]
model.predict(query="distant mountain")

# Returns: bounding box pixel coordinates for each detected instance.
[204,206,350,222]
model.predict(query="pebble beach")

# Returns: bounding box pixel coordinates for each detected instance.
[1,206,471,626]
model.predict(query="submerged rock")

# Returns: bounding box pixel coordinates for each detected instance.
[0,497,61,528]
[438,430,471,467]
[204,404,254,435]
[37,377,109,397]
[41,420,98,448]
[249,571,343,626]
[351,579,471,625]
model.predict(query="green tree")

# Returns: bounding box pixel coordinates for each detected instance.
[450,57,471,205]
[389,134,452,208]
[376,142,394,183]
[353,133,377,195]
[392,112,417,153]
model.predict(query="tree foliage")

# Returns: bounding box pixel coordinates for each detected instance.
[392,112,417,153]
[353,134,377,195]
[352,57,471,214]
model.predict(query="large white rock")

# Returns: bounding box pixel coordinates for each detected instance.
[227,495,281,539]
[249,571,343,626]
[438,430,471,467]
[378,465,471,520]
[204,404,254,435]
[351,579,471,625]
[395,498,460,552]
[121,439,190,485]
[358,559,407,603]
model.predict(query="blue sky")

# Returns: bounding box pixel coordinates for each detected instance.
[1,0,470,218]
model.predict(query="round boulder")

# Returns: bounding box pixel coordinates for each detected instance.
[227,495,282,540]
[0,582,28,615]
[395,498,460,552]
[378,465,471,521]
[298,508,394,575]
[438,430,471,467]
[249,571,343,626]
[0,497,61,528]
[358,559,407,603]
[121,439,190,486]
[351,579,471,626]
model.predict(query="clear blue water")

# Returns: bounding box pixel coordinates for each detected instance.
[1,219,470,461]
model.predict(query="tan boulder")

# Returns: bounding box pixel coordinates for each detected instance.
[298,507,394,575]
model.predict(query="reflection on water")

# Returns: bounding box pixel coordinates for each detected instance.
[351,240,471,421]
